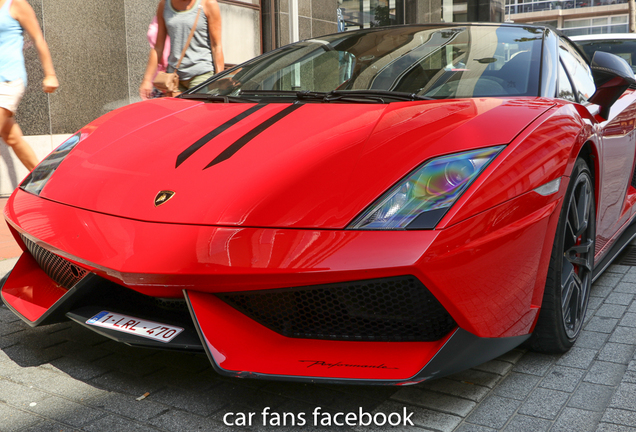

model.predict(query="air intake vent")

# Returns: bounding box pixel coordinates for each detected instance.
[20,235,88,289]
[218,276,456,342]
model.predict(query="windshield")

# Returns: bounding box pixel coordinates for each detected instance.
[576,38,636,74]
[189,25,544,101]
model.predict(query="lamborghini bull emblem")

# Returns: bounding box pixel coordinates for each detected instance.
[154,190,175,207]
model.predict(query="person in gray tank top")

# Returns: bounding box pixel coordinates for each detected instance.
[140,0,224,99]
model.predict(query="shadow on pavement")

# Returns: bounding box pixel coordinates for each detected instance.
[0,304,405,430]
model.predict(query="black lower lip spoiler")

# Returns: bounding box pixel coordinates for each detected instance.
[184,289,529,385]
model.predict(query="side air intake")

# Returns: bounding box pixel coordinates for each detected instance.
[20,235,88,289]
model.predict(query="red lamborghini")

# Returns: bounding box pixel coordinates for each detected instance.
[3,23,636,384]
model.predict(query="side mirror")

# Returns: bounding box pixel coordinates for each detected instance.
[588,51,636,120]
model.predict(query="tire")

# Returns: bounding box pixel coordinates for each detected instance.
[0,270,8,309]
[529,158,595,353]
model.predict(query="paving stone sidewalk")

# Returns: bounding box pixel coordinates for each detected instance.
[1,260,636,431]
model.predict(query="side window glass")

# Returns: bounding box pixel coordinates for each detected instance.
[559,39,596,103]
[557,62,576,102]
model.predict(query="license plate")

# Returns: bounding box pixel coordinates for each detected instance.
[86,311,184,343]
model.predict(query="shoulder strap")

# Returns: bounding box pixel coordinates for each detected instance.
[175,5,202,71]
[1,0,13,12]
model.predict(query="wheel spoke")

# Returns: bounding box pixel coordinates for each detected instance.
[565,239,594,272]
[562,271,582,330]
[570,290,581,329]
[564,218,577,249]
[568,194,581,238]
[561,259,575,289]
[561,278,574,319]
[573,184,591,237]
[559,172,593,340]
[573,219,588,238]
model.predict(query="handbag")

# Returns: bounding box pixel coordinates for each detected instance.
[153,71,179,95]
[152,6,201,97]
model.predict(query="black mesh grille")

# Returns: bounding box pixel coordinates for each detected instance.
[218,276,456,342]
[20,235,88,289]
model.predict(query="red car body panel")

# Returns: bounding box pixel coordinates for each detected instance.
[39,98,553,229]
[1,253,67,322]
[596,93,636,254]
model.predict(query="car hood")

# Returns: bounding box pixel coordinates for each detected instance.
[40,97,553,229]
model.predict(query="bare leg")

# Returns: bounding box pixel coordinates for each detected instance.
[0,108,38,171]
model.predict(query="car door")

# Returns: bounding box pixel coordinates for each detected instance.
[561,37,636,257]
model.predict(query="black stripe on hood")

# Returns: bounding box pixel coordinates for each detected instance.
[203,104,304,169]
[175,103,267,168]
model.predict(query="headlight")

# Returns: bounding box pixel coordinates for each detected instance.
[348,146,504,230]
[20,133,82,196]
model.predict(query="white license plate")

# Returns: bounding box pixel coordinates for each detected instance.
[86,311,184,343]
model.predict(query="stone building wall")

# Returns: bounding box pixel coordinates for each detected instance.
[16,0,158,136]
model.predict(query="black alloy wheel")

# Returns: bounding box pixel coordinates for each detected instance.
[530,158,595,353]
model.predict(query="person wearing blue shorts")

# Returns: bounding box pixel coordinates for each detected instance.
[0,0,58,171]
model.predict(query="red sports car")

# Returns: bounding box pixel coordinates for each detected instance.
[3,23,636,384]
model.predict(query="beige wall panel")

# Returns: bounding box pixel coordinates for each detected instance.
[220,4,262,65]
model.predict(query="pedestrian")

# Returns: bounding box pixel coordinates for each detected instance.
[147,15,171,98]
[0,0,58,171]
[139,0,224,100]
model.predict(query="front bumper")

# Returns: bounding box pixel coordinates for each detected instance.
[0,256,528,384]
[2,186,562,383]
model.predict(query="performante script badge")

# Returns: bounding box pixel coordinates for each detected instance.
[154,190,175,207]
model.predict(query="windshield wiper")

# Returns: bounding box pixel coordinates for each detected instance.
[239,90,381,103]
[239,90,432,103]
[239,90,311,98]
[328,90,433,102]
[179,94,256,103]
